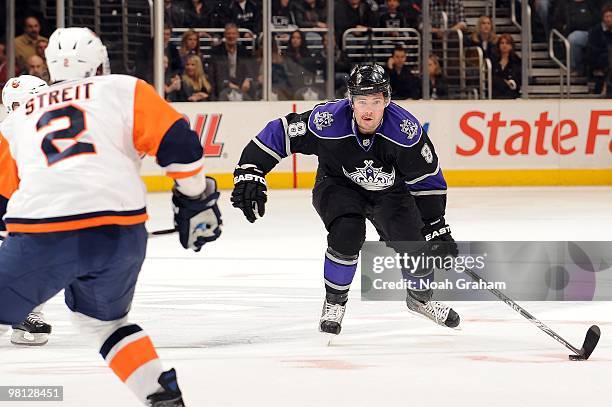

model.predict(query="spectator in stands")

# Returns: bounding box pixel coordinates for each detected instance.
[257,40,294,100]
[335,0,378,46]
[516,1,553,41]
[164,56,182,102]
[210,23,256,100]
[293,0,328,28]
[230,0,262,36]
[586,3,612,95]
[164,24,184,76]
[428,54,449,99]
[430,0,467,35]
[135,23,183,84]
[386,44,420,99]
[491,33,522,99]
[272,0,298,29]
[552,0,600,74]
[208,1,234,28]
[285,30,316,74]
[0,42,8,86]
[176,54,213,102]
[35,38,48,61]
[401,0,422,28]
[185,0,211,28]
[466,15,498,59]
[164,0,188,28]
[26,54,50,84]
[378,0,410,36]
[284,30,322,95]
[179,29,203,67]
[15,16,48,71]
[313,33,353,97]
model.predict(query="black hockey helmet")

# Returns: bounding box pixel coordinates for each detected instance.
[347,63,391,105]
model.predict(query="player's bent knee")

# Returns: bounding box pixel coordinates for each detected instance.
[328,215,366,256]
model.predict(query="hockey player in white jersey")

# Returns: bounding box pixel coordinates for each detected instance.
[0,27,222,406]
[1,75,53,346]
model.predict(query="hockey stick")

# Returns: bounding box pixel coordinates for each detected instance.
[148,228,177,238]
[464,267,601,361]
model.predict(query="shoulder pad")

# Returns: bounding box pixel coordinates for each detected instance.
[307,99,353,139]
[377,102,423,147]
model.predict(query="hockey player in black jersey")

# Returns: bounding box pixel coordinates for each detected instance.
[232,63,460,334]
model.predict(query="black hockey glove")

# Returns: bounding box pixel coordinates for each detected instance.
[172,176,222,252]
[422,217,459,258]
[231,165,267,223]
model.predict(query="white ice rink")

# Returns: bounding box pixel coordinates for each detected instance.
[1,187,611,407]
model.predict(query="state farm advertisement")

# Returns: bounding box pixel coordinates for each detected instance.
[406,100,611,169]
[140,100,611,176]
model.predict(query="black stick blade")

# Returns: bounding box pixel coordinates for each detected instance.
[580,325,601,360]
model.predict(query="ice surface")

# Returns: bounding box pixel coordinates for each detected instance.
[1,187,611,406]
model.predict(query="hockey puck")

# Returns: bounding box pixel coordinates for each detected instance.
[569,354,586,361]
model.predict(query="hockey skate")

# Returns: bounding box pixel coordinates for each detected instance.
[11,311,52,346]
[146,368,185,407]
[405,290,460,329]
[319,293,347,335]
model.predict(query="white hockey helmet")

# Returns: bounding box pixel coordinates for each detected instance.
[45,27,107,82]
[2,75,48,114]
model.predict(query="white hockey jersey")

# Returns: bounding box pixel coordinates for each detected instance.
[0,74,204,233]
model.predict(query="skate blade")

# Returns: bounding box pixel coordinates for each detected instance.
[318,327,340,346]
[10,331,49,346]
[405,308,462,331]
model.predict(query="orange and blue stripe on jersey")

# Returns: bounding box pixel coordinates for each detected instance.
[4,209,149,233]
[133,80,204,180]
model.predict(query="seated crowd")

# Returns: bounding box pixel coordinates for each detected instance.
[1,1,611,100]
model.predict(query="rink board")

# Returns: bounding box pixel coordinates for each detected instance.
[1,98,609,189]
[142,99,612,190]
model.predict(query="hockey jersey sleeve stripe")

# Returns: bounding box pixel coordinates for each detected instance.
[280,116,292,156]
[166,165,203,180]
[163,156,204,174]
[253,137,282,162]
[410,190,447,196]
[254,119,289,160]
[132,79,185,157]
[406,167,448,191]
[0,133,19,202]
[405,164,442,185]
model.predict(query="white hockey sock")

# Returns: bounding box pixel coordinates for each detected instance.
[71,313,163,403]
[100,324,164,403]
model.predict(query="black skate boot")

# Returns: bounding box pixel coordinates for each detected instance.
[319,293,348,335]
[146,368,185,407]
[11,312,52,346]
[406,289,460,329]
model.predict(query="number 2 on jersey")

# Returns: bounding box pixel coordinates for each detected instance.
[37,105,96,166]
